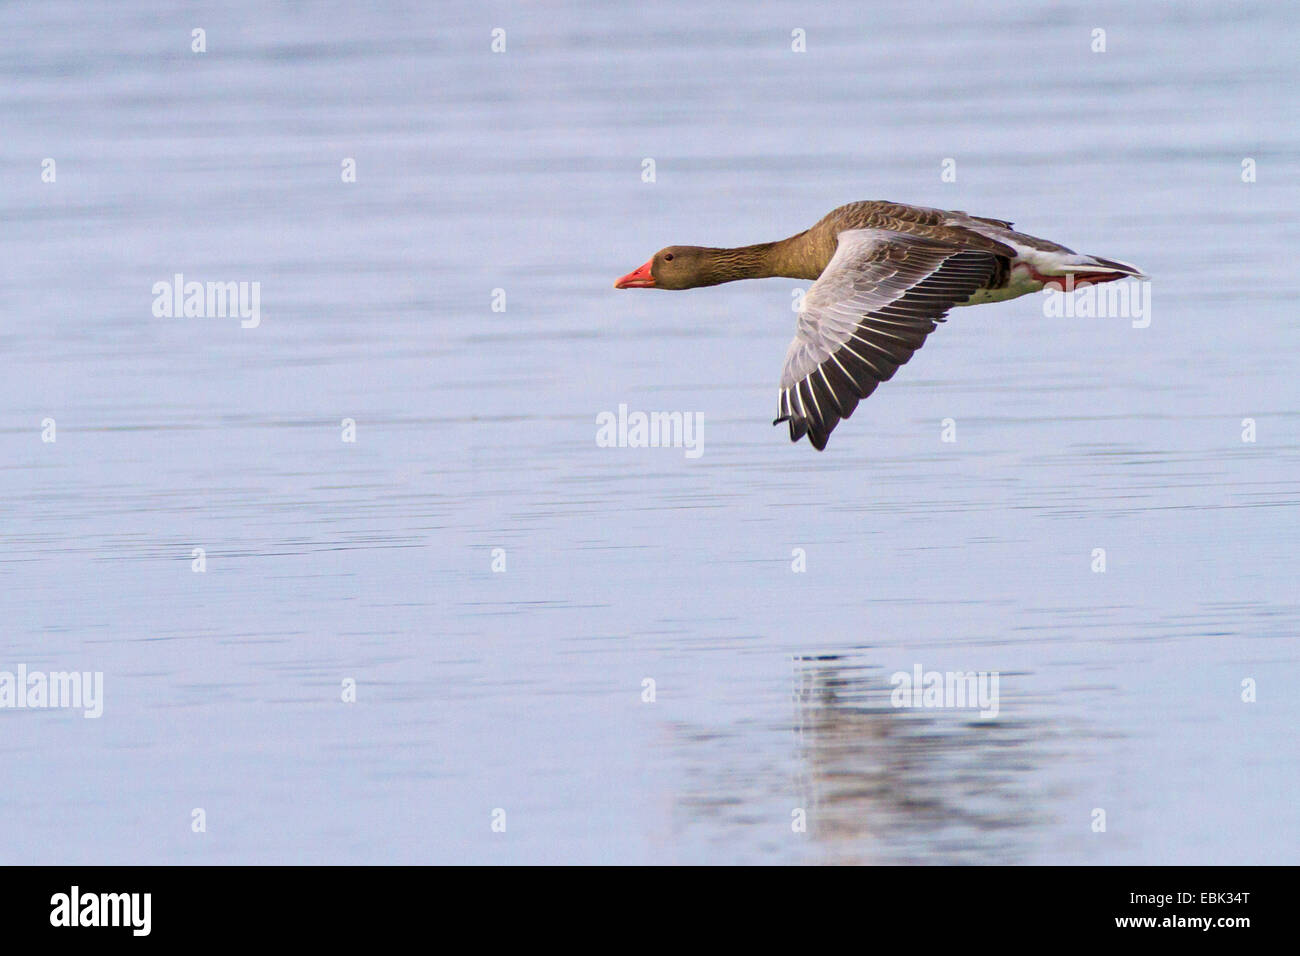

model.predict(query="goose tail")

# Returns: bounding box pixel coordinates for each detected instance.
[1073,254,1147,280]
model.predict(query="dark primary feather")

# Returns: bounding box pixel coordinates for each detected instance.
[775,229,999,450]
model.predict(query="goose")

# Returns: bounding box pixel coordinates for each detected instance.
[614,200,1145,450]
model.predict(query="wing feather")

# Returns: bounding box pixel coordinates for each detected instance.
[775,229,998,450]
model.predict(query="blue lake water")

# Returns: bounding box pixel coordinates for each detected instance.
[0,0,1296,864]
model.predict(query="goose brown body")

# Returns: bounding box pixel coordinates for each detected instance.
[615,200,1145,450]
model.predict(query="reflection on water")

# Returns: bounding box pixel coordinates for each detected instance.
[675,655,1059,864]
[791,656,1050,865]
[0,0,1297,864]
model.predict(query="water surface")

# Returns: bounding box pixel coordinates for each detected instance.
[0,0,1296,864]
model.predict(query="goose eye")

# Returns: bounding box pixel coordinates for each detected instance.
[663,253,674,262]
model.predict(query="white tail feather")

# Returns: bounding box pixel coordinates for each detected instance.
[1035,252,1147,279]
[1075,255,1146,278]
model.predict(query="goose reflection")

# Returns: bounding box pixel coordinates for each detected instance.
[673,654,1057,864]
[790,655,1051,864]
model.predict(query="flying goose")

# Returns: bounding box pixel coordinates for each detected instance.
[615,200,1145,450]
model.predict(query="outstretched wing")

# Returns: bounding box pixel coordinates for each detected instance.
[776,229,999,450]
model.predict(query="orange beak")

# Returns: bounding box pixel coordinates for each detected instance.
[614,259,655,289]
